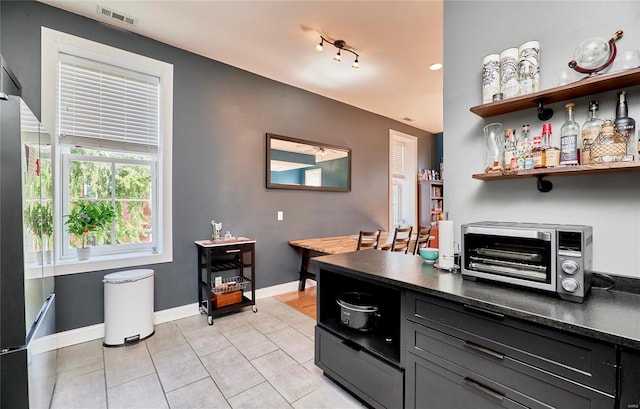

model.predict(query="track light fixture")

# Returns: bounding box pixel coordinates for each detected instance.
[316,36,360,68]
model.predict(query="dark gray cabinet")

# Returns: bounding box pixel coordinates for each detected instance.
[314,257,638,409]
[315,267,403,408]
[404,292,616,409]
[315,327,403,409]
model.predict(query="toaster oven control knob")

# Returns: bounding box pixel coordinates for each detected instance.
[561,260,580,275]
[561,278,580,293]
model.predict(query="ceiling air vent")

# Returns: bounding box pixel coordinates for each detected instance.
[401,117,415,122]
[97,5,137,26]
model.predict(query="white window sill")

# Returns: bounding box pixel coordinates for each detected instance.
[26,250,172,277]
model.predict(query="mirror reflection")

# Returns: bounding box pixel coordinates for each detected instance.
[266,133,351,191]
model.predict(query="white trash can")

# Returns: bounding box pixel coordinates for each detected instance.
[103,269,155,346]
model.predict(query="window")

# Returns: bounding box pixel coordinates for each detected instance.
[41,27,173,275]
[389,130,417,230]
[305,168,322,187]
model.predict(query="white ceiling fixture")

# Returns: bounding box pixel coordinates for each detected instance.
[40,1,443,133]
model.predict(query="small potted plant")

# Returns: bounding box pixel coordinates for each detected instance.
[64,201,116,260]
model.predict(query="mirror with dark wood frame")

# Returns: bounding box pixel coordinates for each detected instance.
[266,133,351,192]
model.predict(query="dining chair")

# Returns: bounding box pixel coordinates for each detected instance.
[412,225,433,255]
[382,226,413,254]
[357,229,382,250]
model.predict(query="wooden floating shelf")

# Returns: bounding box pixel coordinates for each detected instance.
[470,67,640,118]
[472,162,640,181]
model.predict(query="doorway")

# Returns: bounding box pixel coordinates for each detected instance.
[389,130,417,231]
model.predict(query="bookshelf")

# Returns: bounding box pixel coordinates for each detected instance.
[418,180,443,247]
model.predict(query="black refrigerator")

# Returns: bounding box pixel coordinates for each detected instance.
[0,90,57,406]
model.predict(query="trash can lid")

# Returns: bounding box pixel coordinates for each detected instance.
[104,269,154,283]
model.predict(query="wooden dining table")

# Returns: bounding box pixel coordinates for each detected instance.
[288,233,390,291]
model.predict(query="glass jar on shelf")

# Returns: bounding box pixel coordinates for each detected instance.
[590,119,626,163]
[483,122,504,173]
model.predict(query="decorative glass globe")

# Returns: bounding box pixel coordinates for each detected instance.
[573,37,611,69]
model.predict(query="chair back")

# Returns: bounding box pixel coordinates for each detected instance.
[390,226,413,254]
[412,225,433,255]
[357,230,381,250]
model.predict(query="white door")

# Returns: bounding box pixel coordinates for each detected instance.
[389,130,417,230]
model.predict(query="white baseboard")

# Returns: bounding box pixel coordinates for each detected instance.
[253,279,315,299]
[46,279,313,350]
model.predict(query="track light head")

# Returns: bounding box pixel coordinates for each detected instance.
[315,39,323,52]
[334,50,341,62]
[352,57,359,68]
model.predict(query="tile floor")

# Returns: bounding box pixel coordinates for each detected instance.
[51,297,366,409]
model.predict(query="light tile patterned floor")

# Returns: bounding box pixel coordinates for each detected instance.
[51,297,366,409]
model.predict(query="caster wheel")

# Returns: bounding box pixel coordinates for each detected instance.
[252,306,258,313]
[207,316,213,325]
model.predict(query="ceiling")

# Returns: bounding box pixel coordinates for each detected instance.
[39,0,443,133]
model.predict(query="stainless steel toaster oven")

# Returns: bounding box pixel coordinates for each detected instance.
[461,222,593,302]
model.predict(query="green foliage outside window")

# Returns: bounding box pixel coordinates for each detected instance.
[67,149,153,248]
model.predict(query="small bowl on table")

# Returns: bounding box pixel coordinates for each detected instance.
[418,247,439,264]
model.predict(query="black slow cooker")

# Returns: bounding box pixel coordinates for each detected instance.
[336,292,380,331]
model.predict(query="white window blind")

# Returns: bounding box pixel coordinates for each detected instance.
[392,141,405,178]
[58,53,160,154]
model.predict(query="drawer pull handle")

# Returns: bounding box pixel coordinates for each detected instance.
[342,339,362,352]
[463,377,504,401]
[463,304,505,320]
[463,341,505,360]
[226,249,241,254]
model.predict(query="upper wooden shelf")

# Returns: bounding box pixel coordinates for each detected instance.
[472,161,640,181]
[470,67,640,118]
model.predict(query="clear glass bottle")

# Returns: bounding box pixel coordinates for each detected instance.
[613,90,636,160]
[503,129,518,170]
[517,124,534,170]
[560,102,580,165]
[591,119,627,163]
[541,123,560,167]
[581,100,603,165]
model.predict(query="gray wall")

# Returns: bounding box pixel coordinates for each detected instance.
[1,1,434,331]
[444,1,640,278]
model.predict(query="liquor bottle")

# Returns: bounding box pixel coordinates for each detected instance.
[541,123,560,167]
[503,129,518,170]
[591,119,627,163]
[517,124,534,170]
[613,90,636,160]
[560,103,580,165]
[532,134,544,168]
[581,100,603,165]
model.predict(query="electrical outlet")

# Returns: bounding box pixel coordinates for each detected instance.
[277,211,283,221]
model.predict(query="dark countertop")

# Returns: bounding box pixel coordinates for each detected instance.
[312,250,640,350]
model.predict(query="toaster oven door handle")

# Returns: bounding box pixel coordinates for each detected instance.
[464,226,552,241]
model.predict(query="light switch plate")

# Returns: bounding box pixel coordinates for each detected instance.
[277,211,283,221]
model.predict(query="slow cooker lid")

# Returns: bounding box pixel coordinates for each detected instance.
[337,292,378,311]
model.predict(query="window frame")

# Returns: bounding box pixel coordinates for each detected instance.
[41,27,173,276]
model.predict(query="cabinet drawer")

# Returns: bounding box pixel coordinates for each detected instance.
[315,326,403,409]
[205,243,253,257]
[406,352,527,409]
[405,292,616,392]
[406,320,615,409]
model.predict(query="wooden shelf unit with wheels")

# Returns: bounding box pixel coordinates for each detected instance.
[195,238,257,325]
